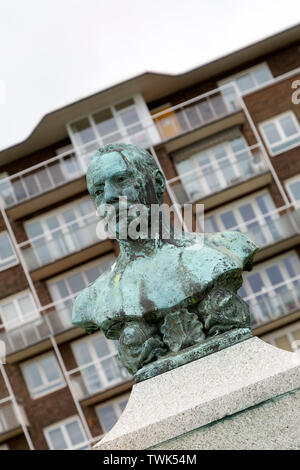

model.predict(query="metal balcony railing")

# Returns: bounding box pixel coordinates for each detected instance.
[0,84,241,209]
[0,294,77,355]
[168,144,268,205]
[19,211,105,272]
[68,354,131,401]
[245,275,300,329]
[207,205,300,250]
[0,399,23,435]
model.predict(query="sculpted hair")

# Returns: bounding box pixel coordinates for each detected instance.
[86,143,166,200]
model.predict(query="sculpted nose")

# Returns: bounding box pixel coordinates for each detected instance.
[104,181,119,204]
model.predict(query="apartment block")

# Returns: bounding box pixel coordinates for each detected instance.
[0,25,300,450]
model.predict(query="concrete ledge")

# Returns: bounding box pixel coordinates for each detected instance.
[94,337,300,450]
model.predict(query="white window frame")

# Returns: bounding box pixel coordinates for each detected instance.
[285,175,300,207]
[175,135,254,201]
[95,393,129,434]
[0,231,18,271]
[259,111,300,156]
[21,352,66,399]
[0,290,39,331]
[47,253,115,302]
[24,196,97,267]
[71,332,130,396]
[262,320,300,352]
[243,250,300,296]
[205,190,282,246]
[218,62,273,96]
[44,415,89,450]
[67,93,159,157]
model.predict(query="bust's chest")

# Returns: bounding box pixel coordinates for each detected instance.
[93,244,240,325]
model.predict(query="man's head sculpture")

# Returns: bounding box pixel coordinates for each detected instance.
[73,143,258,382]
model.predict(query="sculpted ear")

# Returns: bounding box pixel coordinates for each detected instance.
[154,169,166,196]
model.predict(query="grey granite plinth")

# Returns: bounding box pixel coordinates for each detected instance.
[135,328,252,382]
[94,337,300,450]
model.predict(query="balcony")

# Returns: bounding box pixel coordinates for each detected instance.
[0,85,243,218]
[169,144,271,210]
[19,212,113,280]
[0,399,27,442]
[0,294,84,362]
[212,205,300,262]
[69,354,132,406]
[247,276,300,334]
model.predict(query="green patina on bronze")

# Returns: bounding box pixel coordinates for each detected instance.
[72,143,258,381]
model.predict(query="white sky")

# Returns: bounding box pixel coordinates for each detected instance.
[0,0,299,151]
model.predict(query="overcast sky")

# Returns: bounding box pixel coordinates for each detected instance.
[0,0,299,151]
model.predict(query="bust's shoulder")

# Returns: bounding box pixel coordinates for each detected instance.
[72,268,111,329]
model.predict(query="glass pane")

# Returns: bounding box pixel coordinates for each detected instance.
[279,115,298,138]
[24,363,43,389]
[48,428,67,450]
[70,118,96,147]
[204,216,219,233]
[236,73,255,93]
[97,404,118,433]
[118,399,128,412]
[262,122,281,145]
[1,302,18,324]
[73,342,92,366]
[18,295,36,317]
[65,420,85,447]
[36,168,52,190]
[23,174,39,197]
[288,180,300,202]
[253,65,272,85]
[41,356,61,382]
[220,211,238,230]
[119,107,142,136]
[49,280,69,301]
[85,266,101,283]
[93,336,110,358]
[26,221,44,239]
[93,108,120,142]
[0,233,14,261]
[266,265,284,287]
[247,273,265,293]
[67,273,86,294]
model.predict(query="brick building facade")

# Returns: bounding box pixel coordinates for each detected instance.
[0,25,300,450]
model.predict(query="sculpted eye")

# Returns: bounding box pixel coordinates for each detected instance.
[95,188,103,196]
[117,176,126,183]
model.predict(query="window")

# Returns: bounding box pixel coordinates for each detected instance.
[22,353,65,399]
[47,254,115,302]
[218,63,273,109]
[205,191,283,248]
[286,176,300,206]
[0,291,38,330]
[239,252,300,328]
[259,112,300,156]
[0,173,15,208]
[0,232,18,271]
[45,255,115,331]
[263,321,300,352]
[44,416,89,450]
[96,394,129,434]
[67,94,158,159]
[24,197,99,269]
[0,444,9,450]
[175,136,263,203]
[71,333,130,397]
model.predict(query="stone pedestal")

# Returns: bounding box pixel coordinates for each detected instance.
[94,337,300,450]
